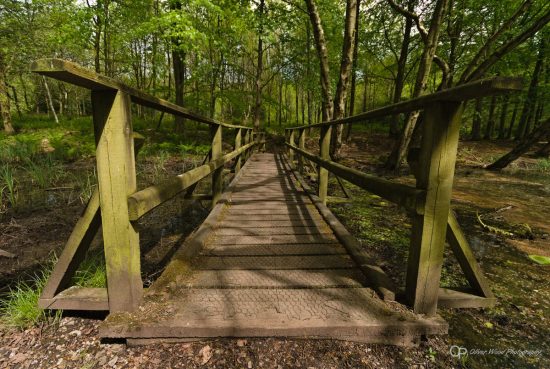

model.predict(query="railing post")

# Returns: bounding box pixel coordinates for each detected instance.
[243,129,251,161]
[92,90,142,312]
[318,125,332,204]
[289,129,296,170]
[234,128,242,174]
[298,128,306,174]
[406,101,464,316]
[211,124,223,208]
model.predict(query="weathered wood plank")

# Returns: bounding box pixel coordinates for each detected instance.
[31,58,250,130]
[406,102,464,316]
[93,90,142,312]
[211,125,223,208]
[287,144,424,211]
[127,142,255,220]
[286,77,522,130]
[288,130,296,170]
[318,126,331,204]
[234,128,242,174]
[39,287,108,311]
[438,288,496,309]
[298,128,306,174]
[447,211,494,298]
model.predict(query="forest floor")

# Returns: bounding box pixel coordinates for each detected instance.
[0,119,549,368]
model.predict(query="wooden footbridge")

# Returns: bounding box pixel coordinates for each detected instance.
[32,59,521,346]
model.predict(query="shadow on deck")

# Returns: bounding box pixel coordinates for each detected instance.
[99,153,447,346]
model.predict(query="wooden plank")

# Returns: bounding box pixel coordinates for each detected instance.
[438,288,496,309]
[318,126,331,204]
[298,128,306,174]
[447,211,494,298]
[288,130,296,170]
[285,76,522,130]
[39,287,108,311]
[211,125,223,208]
[405,102,464,316]
[40,134,144,301]
[287,144,424,211]
[127,142,255,220]
[234,128,242,174]
[31,58,249,130]
[93,90,142,312]
[40,191,101,299]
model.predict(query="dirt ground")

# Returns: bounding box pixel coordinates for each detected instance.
[1,133,549,368]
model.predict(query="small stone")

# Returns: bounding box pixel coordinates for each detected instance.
[237,339,247,347]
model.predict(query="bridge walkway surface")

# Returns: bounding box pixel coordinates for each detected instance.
[100,153,446,346]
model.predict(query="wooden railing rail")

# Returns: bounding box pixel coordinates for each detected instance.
[285,76,522,316]
[32,59,263,313]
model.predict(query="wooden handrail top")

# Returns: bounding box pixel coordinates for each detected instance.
[286,76,522,130]
[31,58,253,131]
[286,143,425,212]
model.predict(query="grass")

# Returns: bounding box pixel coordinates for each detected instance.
[73,252,107,288]
[536,158,550,172]
[1,164,18,211]
[0,261,61,330]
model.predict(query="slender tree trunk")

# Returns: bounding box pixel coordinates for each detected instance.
[331,0,358,158]
[171,1,186,132]
[515,38,545,140]
[497,94,510,139]
[7,83,22,118]
[507,96,519,139]
[0,52,14,134]
[487,117,550,170]
[252,0,265,131]
[471,98,483,140]
[305,0,333,122]
[278,76,283,126]
[385,0,449,170]
[484,94,497,139]
[42,76,59,124]
[348,0,361,120]
[306,22,312,127]
[389,0,414,137]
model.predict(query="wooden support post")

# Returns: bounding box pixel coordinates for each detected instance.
[243,129,251,162]
[406,101,463,316]
[211,124,223,207]
[298,128,306,174]
[93,90,142,312]
[447,211,494,298]
[235,128,242,174]
[289,130,296,170]
[318,125,332,204]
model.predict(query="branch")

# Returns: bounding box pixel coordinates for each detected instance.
[459,0,533,83]
[464,6,550,82]
[386,0,428,43]
[433,54,450,88]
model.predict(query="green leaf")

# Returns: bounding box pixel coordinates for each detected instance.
[528,255,550,265]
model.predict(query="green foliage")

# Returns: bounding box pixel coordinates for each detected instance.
[528,255,550,265]
[0,262,61,330]
[1,164,18,210]
[73,252,107,288]
[536,158,550,172]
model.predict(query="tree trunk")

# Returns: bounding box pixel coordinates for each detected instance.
[305,0,333,122]
[515,38,545,140]
[0,52,14,134]
[389,0,414,138]
[497,94,510,139]
[42,76,59,124]
[471,98,483,140]
[484,94,497,139]
[507,96,519,139]
[252,0,265,131]
[487,117,550,170]
[348,0,361,120]
[306,22,312,127]
[331,0,358,158]
[385,0,449,170]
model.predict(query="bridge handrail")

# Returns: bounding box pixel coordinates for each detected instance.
[32,58,252,130]
[285,77,522,130]
[284,76,522,316]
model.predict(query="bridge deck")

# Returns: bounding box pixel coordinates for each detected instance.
[100,153,446,346]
